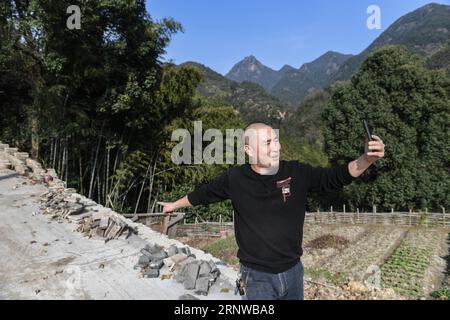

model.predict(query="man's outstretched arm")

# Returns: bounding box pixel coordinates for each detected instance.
[158,170,231,214]
[158,196,192,214]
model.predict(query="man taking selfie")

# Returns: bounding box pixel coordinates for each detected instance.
[158,122,385,300]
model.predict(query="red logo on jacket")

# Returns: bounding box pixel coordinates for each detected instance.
[276,177,292,202]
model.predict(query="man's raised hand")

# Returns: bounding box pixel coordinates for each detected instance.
[364,135,385,163]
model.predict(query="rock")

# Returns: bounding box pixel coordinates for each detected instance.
[138,255,150,267]
[13,152,29,160]
[15,164,27,175]
[145,243,164,254]
[143,268,159,278]
[149,250,168,262]
[98,217,110,230]
[163,253,188,268]
[95,228,105,237]
[198,261,212,278]
[179,247,191,256]
[195,276,211,296]
[66,203,84,215]
[149,260,164,270]
[182,261,201,290]
[167,244,178,257]
[140,249,152,258]
[169,253,188,264]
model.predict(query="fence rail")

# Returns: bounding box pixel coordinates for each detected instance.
[176,208,449,237]
[304,210,449,227]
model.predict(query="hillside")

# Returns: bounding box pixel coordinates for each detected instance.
[332,3,450,81]
[270,51,353,104]
[181,61,291,125]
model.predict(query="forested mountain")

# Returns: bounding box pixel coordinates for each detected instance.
[225,3,450,106]
[332,3,450,82]
[181,61,289,125]
[225,55,284,90]
[269,51,353,104]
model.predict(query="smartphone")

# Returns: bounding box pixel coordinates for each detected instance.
[363,119,373,141]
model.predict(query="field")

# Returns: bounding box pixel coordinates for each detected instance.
[177,223,450,299]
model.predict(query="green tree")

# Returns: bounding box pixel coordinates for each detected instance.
[323,45,450,211]
[1,0,203,214]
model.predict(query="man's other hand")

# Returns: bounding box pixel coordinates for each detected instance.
[157,201,177,215]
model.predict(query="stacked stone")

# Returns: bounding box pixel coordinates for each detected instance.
[25,158,46,181]
[175,258,221,296]
[135,244,171,279]
[0,143,27,174]
[77,213,136,242]
[0,141,59,182]
[39,188,86,220]
[0,143,12,170]
[135,242,221,296]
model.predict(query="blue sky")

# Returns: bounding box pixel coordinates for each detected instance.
[146,1,449,75]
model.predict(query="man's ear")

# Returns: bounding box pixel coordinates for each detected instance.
[244,144,252,157]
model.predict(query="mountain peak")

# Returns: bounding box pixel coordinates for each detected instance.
[243,55,258,62]
[225,56,281,90]
[269,51,353,104]
[279,64,296,73]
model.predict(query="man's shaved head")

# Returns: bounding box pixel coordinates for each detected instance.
[243,122,281,174]
[243,122,273,146]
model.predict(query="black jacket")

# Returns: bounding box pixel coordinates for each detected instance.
[187,160,356,273]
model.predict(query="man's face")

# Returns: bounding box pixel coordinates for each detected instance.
[245,126,281,169]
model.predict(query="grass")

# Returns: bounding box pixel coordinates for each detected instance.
[430,288,450,300]
[304,267,347,287]
[200,235,239,267]
[199,235,348,287]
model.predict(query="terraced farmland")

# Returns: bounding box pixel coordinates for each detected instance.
[301,224,449,299]
[187,223,450,299]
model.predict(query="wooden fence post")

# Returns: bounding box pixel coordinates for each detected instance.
[409,209,412,226]
[443,207,446,227]
[372,205,376,224]
[330,206,334,223]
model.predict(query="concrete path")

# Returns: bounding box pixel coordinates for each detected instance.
[0,170,239,300]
